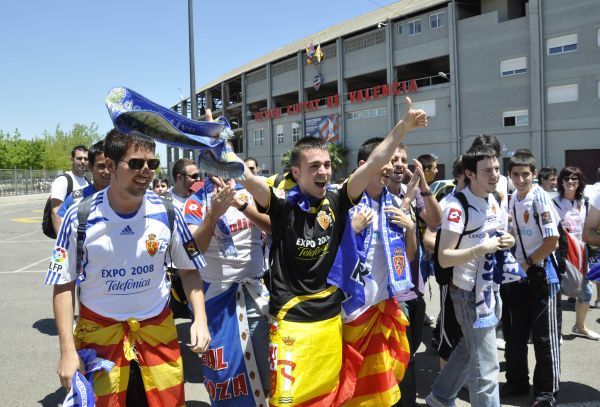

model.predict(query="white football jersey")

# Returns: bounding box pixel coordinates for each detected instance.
[509,186,559,263]
[45,189,206,321]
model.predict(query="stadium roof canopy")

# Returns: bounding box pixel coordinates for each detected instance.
[195,0,448,94]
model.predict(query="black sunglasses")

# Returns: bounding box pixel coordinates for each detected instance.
[182,173,201,180]
[121,158,160,170]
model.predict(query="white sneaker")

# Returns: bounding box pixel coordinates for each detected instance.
[594,300,600,309]
[559,335,563,345]
[496,337,506,350]
[572,325,600,340]
[425,393,447,407]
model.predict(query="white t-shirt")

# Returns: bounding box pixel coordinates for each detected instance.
[593,191,600,211]
[167,187,188,212]
[552,195,588,241]
[509,186,559,263]
[50,171,88,201]
[344,199,391,322]
[44,189,205,321]
[441,187,506,291]
[184,187,264,283]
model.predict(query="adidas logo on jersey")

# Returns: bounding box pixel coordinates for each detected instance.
[120,225,135,236]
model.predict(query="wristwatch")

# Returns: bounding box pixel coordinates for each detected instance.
[525,256,534,266]
[421,189,432,196]
[238,201,249,212]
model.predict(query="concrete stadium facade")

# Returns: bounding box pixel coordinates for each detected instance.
[169,0,600,183]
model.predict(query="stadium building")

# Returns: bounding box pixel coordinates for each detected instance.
[168,0,600,182]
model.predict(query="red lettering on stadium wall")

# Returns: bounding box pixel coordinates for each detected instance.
[253,80,417,121]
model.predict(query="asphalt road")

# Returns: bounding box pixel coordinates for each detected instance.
[1,196,599,406]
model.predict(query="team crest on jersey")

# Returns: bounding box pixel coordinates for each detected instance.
[393,250,406,278]
[491,205,497,214]
[317,210,331,230]
[146,234,159,256]
[237,192,249,203]
[524,210,530,223]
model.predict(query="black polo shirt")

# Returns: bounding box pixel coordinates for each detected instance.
[260,183,356,322]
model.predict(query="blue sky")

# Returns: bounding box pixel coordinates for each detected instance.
[1,0,399,145]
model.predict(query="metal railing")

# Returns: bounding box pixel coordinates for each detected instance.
[0,168,64,196]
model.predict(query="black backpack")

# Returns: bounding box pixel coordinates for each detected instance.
[432,192,477,285]
[42,174,74,239]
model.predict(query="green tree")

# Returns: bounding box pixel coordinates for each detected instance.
[0,123,101,170]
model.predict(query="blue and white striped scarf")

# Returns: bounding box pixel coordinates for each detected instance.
[62,349,115,407]
[353,189,413,295]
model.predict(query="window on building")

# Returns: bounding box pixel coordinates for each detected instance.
[500,57,527,77]
[292,122,300,142]
[253,128,264,147]
[597,28,600,47]
[547,84,578,104]
[597,80,600,98]
[407,20,421,36]
[276,125,284,144]
[397,24,403,35]
[429,12,445,30]
[547,33,578,55]
[502,110,528,127]
[412,100,436,117]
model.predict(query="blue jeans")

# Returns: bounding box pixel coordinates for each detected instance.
[430,286,501,407]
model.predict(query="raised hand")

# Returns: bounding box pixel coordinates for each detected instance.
[401,97,428,131]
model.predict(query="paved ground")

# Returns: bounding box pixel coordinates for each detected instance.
[1,197,599,406]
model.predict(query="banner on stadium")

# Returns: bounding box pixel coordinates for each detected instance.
[305,114,340,143]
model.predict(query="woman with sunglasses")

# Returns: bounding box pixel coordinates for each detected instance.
[552,167,600,340]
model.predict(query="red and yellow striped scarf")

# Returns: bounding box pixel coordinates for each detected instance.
[74,304,185,406]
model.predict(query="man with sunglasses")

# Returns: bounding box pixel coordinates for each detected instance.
[168,158,201,212]
[47,129,210,406]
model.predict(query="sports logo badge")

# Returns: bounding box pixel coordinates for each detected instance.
[317,210,331,230]
[393,250,406,278]
[146,234,159,256]
[447,208,462,223]
[491,205,497,214]
[524,210,530,223]
[184,239,200,259]
[541,211,552,225]
[51,247,68,263]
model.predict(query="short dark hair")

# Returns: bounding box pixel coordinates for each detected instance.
[357,137,384,165]
[452,155,464,179]
[507,149,536,174]
[290,136,328,167]
[244,157,258,168]
[417,154,437,170]
[104,129,155,164]
[557,166,586,201]
[172,158,196,180]
[71,145,88,158]
[538,167,557,183]
[152,177,169,188]
[471,134,501,157]
[87,140,104,167]
[462,145,497,185]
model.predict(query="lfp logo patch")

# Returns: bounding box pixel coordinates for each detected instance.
[52,247,68,263]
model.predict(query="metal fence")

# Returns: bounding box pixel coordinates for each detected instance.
[0,168,64,196]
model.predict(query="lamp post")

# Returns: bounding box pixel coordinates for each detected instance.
[188,0,199,161]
